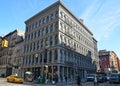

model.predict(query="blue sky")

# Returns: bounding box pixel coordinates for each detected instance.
[0,0,120,58]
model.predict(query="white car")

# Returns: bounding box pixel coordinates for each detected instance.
[86,74,96,81]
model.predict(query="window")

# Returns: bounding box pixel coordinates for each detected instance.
[64,15,66,21]
[60,22,63,30]
[41,28,44,36]
[28,34,30,41]
[34,32,36,38]
[51,13,53,20]
[32,23,34,29]
[31,33,33,40]
[54,49,58,61]
[55,22,58,29]
[38,30,40,37]
[42,18,45,24]
[33,42,35,50]
[46,16,49,22]
[55,34,58,45]
[45,38,48,46]
[40,53,42,63]
[46,26,48,34]
[35,22,38,28]
[44,49,47,63]
[30,44,32,51]
[39,20,41,26]
[60,12,63,18]
[41,39,43,48]
[37,41,39,50]
[50,24,53,32]
[26,26,28,32]
[50,36,53,46]
[49,51,52,62]
[32,55,34,64]
[55,11,58,17]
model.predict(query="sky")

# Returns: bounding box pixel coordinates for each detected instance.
[0,0,120,58]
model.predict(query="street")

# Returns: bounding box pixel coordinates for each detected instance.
[0,78,120,86]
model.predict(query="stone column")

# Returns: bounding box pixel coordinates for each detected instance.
[62,66,65,82]
[67,67,68,82]
[52,66,54,81]
[38,54,40,65]
[47,50,49,63]
[41,52,44,77]
[52,35,55,46]
[58,32,61,45]
[52,50,54,63]
[57,65,60,83]
[57,48,61,63]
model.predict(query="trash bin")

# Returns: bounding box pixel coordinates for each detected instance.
[40,77,44,84]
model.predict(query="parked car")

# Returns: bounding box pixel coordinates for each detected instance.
[109,73,120,84]
[7,75,24,83]
[97,74,106,82]
[106,75,110,81]
[86,74,96,81]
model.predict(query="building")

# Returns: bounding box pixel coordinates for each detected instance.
[0,29,24,77]
[21,1,98,83]
[99,50,119,73]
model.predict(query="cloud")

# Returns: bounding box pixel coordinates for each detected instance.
[81,0,120,41]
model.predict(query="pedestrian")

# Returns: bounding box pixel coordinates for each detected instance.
[65,76,67,84]
[77,76,81,86]
[94,75,98,86]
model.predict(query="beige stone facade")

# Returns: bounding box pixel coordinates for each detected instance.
[0,29,24,77]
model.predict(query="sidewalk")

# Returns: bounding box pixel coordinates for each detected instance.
[24,80,77,86]
[24,78,87,86]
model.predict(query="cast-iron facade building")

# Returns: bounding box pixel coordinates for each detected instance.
[22,1,98,83]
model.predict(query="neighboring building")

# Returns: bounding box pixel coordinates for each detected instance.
[21,1,98,83]
[0,29,24,77]
[99,50,119,73]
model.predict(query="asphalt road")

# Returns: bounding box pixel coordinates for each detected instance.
[0,78,120,86]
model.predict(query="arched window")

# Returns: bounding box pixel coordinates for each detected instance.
[50,24,53,32]
[40,53,42,63]
[44,49,47,63]
[32,55,34,64]
[49,51,52,62]
[38,30,40,37]
[46,26,48,34]
[50,36,53,46]
[31,33,33,40]
[55,34,58,45]
[46,16,49,22]
[60,49,62,61]
[54,49,58,61]
[41,39,43,48]
[55,22,58,29]
[37,41,39,50]
[33,42,35,50]
[45,38,48,46]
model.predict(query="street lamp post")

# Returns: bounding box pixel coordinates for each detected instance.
[35,53,38,64]
[45,65,48,84]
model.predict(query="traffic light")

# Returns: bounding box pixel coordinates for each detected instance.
[2,39,8,47]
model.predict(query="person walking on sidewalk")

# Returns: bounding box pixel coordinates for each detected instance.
[94,75,98,86]
[65,76,67,84]
[77,76,82,86]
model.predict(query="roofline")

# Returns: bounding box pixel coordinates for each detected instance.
[25,1,60,24]
[25,1,93,35]
[59,1,93,35]
[3,29,17,38]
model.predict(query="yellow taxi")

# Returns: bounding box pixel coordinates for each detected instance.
[7,75,24,83]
